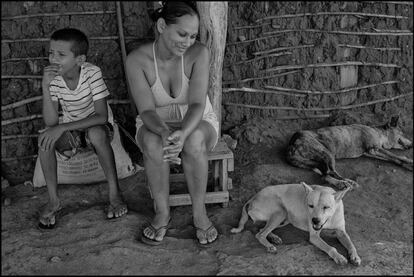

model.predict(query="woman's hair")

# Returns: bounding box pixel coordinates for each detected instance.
[150,1,199,24]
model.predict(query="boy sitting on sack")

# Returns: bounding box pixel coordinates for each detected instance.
[38,28,127,229]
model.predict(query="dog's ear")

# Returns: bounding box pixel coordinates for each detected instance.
[333,185,351,202]
[390,114,400,128]
[301,182,313,195]
[384,114,400,129]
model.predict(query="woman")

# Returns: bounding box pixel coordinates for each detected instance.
[125,1,219,246]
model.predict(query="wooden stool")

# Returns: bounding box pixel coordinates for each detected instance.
[147,138,234,208]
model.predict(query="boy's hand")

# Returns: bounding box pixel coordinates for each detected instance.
[42,64,62,88]
[38,125,65,151]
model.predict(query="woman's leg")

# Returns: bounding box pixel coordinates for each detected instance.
[138,126,171,240]
[181,121,218,243]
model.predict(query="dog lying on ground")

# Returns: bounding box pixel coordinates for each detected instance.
[286,115,413,189]
[231,182,361,265]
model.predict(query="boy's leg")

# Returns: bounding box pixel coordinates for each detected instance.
[181,121,218,244]
[38,143,61,217]
[86,124,127,218]
[37,129,78,226]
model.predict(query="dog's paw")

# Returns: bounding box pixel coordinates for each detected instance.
[230,227,242,233]
[267,233,283,245]
[344,179,360,190]
[266,245,278,253]
[349,254,361,266]
[333,253,348,265]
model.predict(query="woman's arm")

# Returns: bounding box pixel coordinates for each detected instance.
[180,44,210,138]
[163,44,210,159]
[125,50,170,142]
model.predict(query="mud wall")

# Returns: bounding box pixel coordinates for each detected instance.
[222,1,413,133]
[1,1,413,184]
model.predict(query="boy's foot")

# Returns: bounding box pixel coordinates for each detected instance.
[106,201,128,219]
[38,201,62,229]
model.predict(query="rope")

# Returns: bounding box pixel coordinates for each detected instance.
[115,121,140,149]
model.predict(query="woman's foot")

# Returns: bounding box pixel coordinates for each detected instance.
[142,213,171,244]
[193,214,218,245]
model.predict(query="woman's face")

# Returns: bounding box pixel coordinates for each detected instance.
[160,14,199,56]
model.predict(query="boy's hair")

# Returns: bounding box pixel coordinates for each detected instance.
[151,1,199,24]
[50,28,89,57]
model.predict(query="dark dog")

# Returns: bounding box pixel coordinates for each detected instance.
[286,116,413,189]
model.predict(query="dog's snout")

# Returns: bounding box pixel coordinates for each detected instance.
[312,218,320,225]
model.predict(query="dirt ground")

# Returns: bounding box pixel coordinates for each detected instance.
[1,120,413,275]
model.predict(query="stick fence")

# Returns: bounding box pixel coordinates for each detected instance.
[222,70,301,85]
[1,10,116,20]
[262,61,400,74]
[1,96,43,111]
[223,87,308,97]
[264,80,399,95]
[1,36,141,43]
[337,44,401,51]
[256,12,409,23]
[253,45,314,56]
[224,51,292,67]
[224,92,413,111]
[263,29,413,37]
[2,134,39,140]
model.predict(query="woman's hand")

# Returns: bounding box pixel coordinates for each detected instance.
[38,125,65,151]
[163,130,185,165]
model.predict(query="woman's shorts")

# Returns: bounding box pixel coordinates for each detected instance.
[135,114,219,152]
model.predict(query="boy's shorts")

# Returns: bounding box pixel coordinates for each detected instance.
[55,123,114,160]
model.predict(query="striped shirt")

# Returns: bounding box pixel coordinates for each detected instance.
[49,62,114,124]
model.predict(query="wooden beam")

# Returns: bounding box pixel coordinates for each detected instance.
[115,1,137,116]
[197,2,228,137]
[168,191,229,206]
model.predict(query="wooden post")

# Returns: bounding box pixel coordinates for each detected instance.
[339,14,358,89]
[116,1,137,116]
[197,2,228,137]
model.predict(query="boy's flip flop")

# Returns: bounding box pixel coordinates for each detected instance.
[38,205,63,229]
[141,218,171,246]
[106,203,128,219]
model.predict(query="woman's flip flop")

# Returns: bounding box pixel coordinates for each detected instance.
[141,218,171,246]
[195,223,218,246]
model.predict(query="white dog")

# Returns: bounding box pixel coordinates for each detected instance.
[231,182,361,265]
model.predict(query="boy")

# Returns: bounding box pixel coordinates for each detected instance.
[38,28,127,229]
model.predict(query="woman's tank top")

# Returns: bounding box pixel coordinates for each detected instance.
[135,42,219,147]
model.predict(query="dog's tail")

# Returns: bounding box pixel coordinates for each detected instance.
[230,200,251,234]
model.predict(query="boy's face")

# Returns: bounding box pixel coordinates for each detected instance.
[48,40,85,75]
